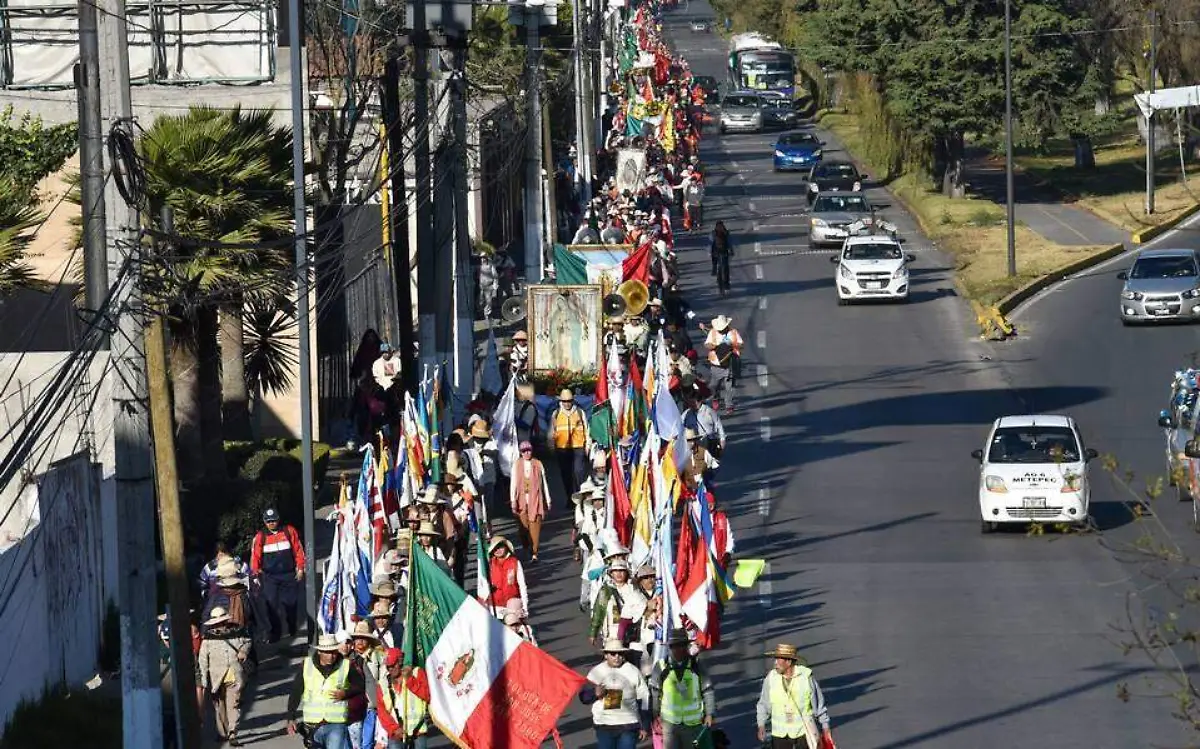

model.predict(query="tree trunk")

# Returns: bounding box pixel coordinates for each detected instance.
[220,300,253,441]
[197,305,227,479]
[940,132,966,198]
[169,315,203,484]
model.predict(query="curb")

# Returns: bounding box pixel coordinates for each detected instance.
[1132,203,1200,244]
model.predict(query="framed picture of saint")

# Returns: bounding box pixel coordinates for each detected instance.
[526,284,603,374]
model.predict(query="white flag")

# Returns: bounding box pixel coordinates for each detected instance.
[493,377,519,477]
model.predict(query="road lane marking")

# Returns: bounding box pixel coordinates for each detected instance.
[754,264,764,280]
[758,563,773,606]
[756,330,766,349]
[758,296,768,310]
[748,201,756,211]
[757,363,768,388]
[754,240,761,254]
[758,486,770,517]
[759,416,771,441]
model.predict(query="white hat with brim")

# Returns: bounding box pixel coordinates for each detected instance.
[711,315,732,330]
[315,634,341,652]
[488,536,514,555]
[203,607,231,627]
[418,486,443,505]
[603,545,630,561]
[602,638,627,653]
[571,479,599,504]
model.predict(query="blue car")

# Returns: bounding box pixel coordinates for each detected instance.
[773,131,824,172]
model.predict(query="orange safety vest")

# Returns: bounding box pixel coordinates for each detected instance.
[552,407,587,449]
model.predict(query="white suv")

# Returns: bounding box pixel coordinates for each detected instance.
[972,415,1098,533]
[830,235,913,304]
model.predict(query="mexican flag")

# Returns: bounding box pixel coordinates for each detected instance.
[404,546,584,748]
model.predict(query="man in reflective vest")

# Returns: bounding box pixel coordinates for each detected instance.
[548,388,589,497]
[649,628,715,749]
[375,647,433,749]
[755,643,833,749]
[286,634,364,749]
[250,507,306,642]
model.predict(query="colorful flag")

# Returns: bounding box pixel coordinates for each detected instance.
[319,482,349,634]
[473,505,492,606]
[694,483,735,605]
[658,439,683,514]
[354,446,377,617]
[607,449,633,548]
[732,559,767,589]
[429,367,443,484]
[403,393,427,492]
[493,377,519,478]
[674,502,710,632]
[628,433,655,568]
[403,546,585,748]
[622,359,647,438]
[605,344,626,427]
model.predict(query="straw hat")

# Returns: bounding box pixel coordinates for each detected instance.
[684,428,698,442]
[711,315,732,331]
[470,420,491,439]
[416,521,442,538]
[765,643,802,662]
[370,579,398,598]
[488,536,514,555]
[635,564,656,580]
[417,486,443,506]
[369,600,394,619]
[315,634,341,652]
[351,620,380,643]
[609,559,631,573]
[512,330,528,341]
[215,560,246,588]
[559,388,575,402]
[602,638,627,653]
[203,607,231,627]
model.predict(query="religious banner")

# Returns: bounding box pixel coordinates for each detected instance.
[526,284,603,374]
[615,148,648,194]
[569,245,632,296]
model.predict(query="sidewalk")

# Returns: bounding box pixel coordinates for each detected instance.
[964,148,1129,247]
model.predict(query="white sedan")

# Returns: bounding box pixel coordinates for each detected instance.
[972,414,1098,533]
[830,235,912,304]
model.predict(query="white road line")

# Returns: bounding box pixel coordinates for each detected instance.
[730,160,740,169]
[758,296,768,310]
[754,264,764,280]
[759,416,772,441]
[754,240,761,254]
[748,201,756,211]
[758,566,773,605]
[758,486,770,517]
[756,363,768,388]
[756,330,766,349]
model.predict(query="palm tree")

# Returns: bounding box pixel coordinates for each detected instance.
[0,181,41,296]
[139,106,293,481]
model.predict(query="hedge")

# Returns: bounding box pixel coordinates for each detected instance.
[2,686,121,749]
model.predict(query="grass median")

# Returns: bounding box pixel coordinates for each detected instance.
[815,110,1111,307]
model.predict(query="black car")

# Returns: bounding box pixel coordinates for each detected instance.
[806,160,866,204]
[693,75,719,99]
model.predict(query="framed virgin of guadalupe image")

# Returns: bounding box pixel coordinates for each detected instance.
[526,284,603,374]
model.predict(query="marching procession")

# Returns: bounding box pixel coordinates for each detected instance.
[180,0,838,747]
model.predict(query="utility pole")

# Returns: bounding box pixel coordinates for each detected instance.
[1004,0,1016,277]
[409,0,437,371]
[433,44,455,379]
[571,0,589,211]
[76,0,107,316]
[146,207,202,749]
[522,2,546,284]
[1146,7,1157,215]
[449,40,475,420]
[382,56,418,395]
[543,97,558,247]
[285,0,318,636]
[96,2,164,747]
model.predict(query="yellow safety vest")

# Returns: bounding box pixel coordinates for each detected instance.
[767,667,813,738]
[301,658,351,724]
[378,672,429,736]
[552,408,586,449]
[660,665,704,726]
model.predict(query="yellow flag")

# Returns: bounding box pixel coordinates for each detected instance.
[631,454,653,550]
[660,440,682,513]
[732,559,767,589]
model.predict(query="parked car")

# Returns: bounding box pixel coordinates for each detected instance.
[1118,248,1200,325]
[773,131,823,171]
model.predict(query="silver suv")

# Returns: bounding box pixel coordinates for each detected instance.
[718,92,763,134]
[1118,248,1200,325]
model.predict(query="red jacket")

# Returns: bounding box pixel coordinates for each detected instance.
[376,669,433,738]
[250,525,306,576]
[488,555,524,610]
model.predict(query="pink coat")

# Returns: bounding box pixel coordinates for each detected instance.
[510,457,550,520]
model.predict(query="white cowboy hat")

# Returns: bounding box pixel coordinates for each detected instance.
[416,521,442,538]
[203,607,231,627]
[711,315,732,330]
[351,620,380,642]
[648,298,663,307]
[417,485,443,505]
[369,579,398,598]
[602,638,627,653]
[315,634,341,652]
[603,545,629,561]
[488,536,514,555]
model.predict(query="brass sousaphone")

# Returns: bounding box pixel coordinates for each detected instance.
[617,279,649,316]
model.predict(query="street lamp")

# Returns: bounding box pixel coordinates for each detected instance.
[1004,0,1016,277]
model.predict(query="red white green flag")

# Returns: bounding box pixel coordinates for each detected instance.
[404,545,585,748]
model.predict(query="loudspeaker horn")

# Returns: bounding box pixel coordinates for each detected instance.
[618,279,649,316]
[603,293,627,318]
[500,296,527,323]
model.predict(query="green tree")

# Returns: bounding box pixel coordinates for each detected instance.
[0,184,39,296]
[139,106,293,480]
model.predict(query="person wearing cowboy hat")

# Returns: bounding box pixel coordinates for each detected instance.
[756,644,832,749]
[622,315,649,354]
[631,565,662,674]
[196,606,252,745]
[441,466,476,587]
[369,577,400,610]
[413,521,452,575]
[703,314,742,415]
[465,417,499,518]
[485,535,529,619]
[682,428,720,491]
[588,559,643,648]
[649,628,716,749]
[644,296,667,337]
[509,330,530,379]
[580,639,650,747]
[683,390,726,460]
[548,386,589,500]
[286,634,364,748]
[345,621,381,748]
[511,440,551,562]
[416,486,459,567]
[375,647,433,748]
[367,599,401,649]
